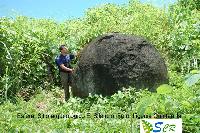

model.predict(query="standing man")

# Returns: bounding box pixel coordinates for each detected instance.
[55,45,75,101]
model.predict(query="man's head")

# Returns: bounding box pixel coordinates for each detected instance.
[59,45,68,54]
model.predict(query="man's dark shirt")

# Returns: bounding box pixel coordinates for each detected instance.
[55,54,74,72]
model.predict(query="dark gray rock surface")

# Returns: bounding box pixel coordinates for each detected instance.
[72,33,168,97]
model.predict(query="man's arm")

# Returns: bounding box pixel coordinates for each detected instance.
[60,64,73,72]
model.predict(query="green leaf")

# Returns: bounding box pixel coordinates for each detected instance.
[137,95,157,116]
[181,101,192,108]
[190,70,200,74]
[185,73,200,87]
[157,84,173,94]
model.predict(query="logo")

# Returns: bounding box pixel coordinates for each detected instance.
[140,119,182,133]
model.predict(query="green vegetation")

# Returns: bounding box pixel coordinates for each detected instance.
[0,0,200,132]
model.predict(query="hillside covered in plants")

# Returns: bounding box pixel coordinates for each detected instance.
[0,0,200,132]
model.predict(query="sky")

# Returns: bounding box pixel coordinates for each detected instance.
[0,0,176,22]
